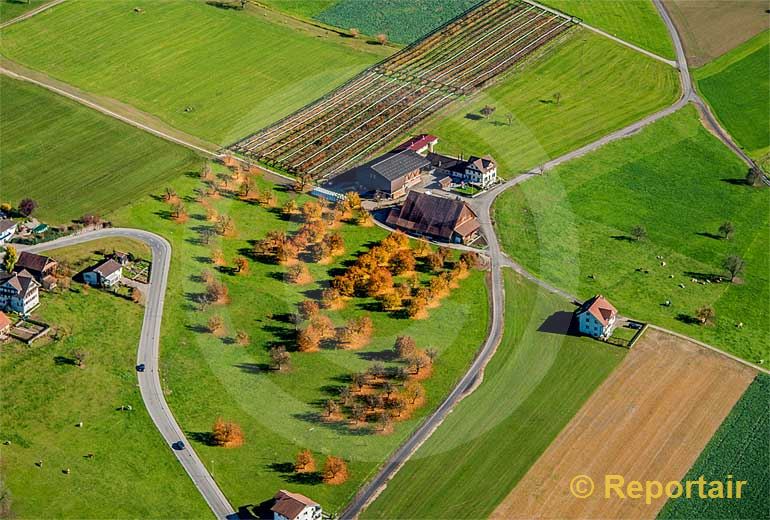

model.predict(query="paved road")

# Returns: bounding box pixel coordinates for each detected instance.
[0,0,67,29]
[20,229,236,520]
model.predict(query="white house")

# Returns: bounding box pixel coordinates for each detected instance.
[0,219,17,244]
[463,155,497,187]
[0,270,40,314]
[427,152,498,188]
[83,259,123,288]
[271,490,322,520]
[576,295,618,339]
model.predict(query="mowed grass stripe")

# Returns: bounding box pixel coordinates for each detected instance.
[418,29,679,176]
[694,30,770,157]
[362,270,625,519]
[0,76,201,224]
[540,0,675,59]
[0,0,386,144]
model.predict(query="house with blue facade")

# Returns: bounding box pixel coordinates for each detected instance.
[576,295,618,339]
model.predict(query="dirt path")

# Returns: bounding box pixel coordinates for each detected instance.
[491,327,757,520]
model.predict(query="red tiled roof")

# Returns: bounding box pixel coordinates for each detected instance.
[271,490,318,520]
[580,295,617,326]
[393,134,438,152]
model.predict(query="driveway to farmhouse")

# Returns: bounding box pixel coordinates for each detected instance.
[18,229,237,519]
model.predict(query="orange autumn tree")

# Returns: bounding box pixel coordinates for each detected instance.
[294,449,316,473]
[322,455,349,484]
[211,417,244,447]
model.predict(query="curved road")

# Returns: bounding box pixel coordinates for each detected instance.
[20,229,236,519]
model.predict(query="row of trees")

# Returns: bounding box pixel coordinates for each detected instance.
[0,199,37,218]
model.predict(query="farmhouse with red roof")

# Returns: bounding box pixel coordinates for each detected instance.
[270,489,322,520]
[576,295,618,339]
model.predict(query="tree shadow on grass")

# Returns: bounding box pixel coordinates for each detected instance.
[187,431,216,446]
[53,355,77,366]
[234,362,272,374]
[721,178,748,186]
[675,313,700,325]
[185,324,209,334]
[610,235,635,242]
[696,231,723,240]
[357,349,397,362]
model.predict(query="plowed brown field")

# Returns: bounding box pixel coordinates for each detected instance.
[663,0,769,67]
[491,327,757,519]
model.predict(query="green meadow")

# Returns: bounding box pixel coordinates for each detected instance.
[541,0,675,59]
[418,29,679,176]
[694,30,770,158]
[0,76,199,224]
[0,243,210,519]
[0,0,388,144]
[363,269,625,519]
[494,106,769,363]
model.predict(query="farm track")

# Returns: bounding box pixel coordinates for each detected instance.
[231,0,574,178]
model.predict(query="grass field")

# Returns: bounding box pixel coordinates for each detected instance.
[315,0,479,44]
[541,0,675,59]
[0,76,200,225]
[107,169,490,515]
[0,241,209,519]
[0,0,388,144]
[694,31,769,158]
[658,373,770,520]
[417,29,679,176]
[362,270,625,519]
[493,106,770,364]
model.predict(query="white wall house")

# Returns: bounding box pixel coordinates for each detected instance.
[462,156,497,187]
[83,259,123,288]
[0,270,40,314]
[271,490,322,520]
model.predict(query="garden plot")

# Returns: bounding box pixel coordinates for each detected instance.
[232,0,574,178]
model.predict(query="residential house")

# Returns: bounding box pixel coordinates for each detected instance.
[271,490,322,520]
[393,134,439,155]
[15,251,58,289]
[83,259,123,288]
[330,150,429,199]
[428,152,498,188]
[386,191,480,244]
[0,311,11,337]
[0,270,40,314]
[576,295,618,339]
[0,219,17,244]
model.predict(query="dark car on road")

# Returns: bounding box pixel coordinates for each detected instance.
[136,363,145,372]
[173,441,185,450]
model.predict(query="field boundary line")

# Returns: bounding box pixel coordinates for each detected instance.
[0,66,219,158]
[0,0,66,29]
[520,0,677,67]
[647,325,769,375]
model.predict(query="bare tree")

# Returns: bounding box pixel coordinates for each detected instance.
[723,255,745,282]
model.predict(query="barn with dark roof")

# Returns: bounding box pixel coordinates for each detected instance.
[386,191,480,244]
